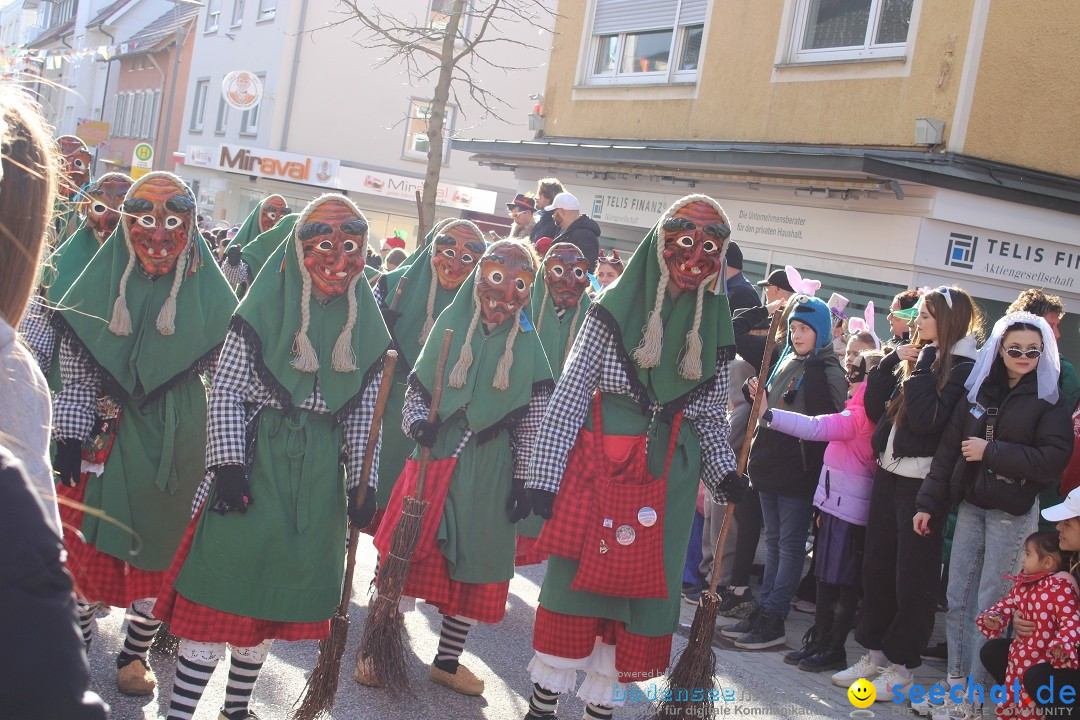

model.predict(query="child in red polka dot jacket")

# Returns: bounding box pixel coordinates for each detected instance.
[977,531,1080,719]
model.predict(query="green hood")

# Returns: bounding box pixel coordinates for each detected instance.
[43,221,101,306]
[227,197,288,251]
[241,213,299,280]
[234,214,391,416]
[529,267,591,380]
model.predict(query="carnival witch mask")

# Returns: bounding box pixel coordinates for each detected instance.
[661,199,729,293]
[122,175,195,277]
[432,222,486,290]
[476,241,535,328]
[57,135,91,197]
[86,173,133,244]
[260,194,289,233]
[544,242,590,310]
[298,197,368,301]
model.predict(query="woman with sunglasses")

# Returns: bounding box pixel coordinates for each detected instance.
[912,311,1072,719]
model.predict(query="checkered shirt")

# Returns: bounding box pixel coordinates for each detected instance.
[220,259,251,291]
[402,373,549,482]
[193,328,382,512]
[18,294,55,376]
[525,310,737,503]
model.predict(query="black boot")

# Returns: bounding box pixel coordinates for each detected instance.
[783,626,822,665]
[798,630,847,673]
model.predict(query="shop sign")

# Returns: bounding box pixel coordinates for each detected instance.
[185,145,216,168]
[340,166,497,214]
[216,144,338,187]
[916,219,1078,293]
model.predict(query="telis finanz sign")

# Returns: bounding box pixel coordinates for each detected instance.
[916,219,1079,293]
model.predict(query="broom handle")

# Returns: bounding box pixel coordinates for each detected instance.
[706,308,783,596]
[389,275,408,312]
[413,329,453,499]
[338,350,399,615]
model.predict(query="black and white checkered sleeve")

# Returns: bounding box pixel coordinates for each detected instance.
[525,313,606,493]
[18,295,54,376]
[401,377,429,437]
[688,350,738,503]
[220,260,251,290]
[371,276,386,306]
[53,334,100,441]
[510,383,552,482]
[205,329,252,469]
[343,366,383,492]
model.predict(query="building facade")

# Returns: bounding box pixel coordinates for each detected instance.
[456,0,1080,358]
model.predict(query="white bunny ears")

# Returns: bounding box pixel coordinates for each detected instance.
[785,265,821,296]
[847,301,881,349]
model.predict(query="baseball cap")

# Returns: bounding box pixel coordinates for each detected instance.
[755,268,794,293]
[1042,488,1080,522]
[506,193,536,212]
[549,192,580,211]
[725,240,743,270]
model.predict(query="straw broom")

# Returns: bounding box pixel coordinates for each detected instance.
[355,327,454,693]
[291,348,399,720]
[654,308,783,720]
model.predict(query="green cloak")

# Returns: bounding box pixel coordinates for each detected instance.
[39,222,102,390]
[241,213,298,281]
[226,196,286,250]
[529,271,591,381]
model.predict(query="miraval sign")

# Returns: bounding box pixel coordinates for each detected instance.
[215,144,339,186]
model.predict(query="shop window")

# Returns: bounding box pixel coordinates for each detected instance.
[787,0,914,64]
[403,98,456,164]
[190,78,209,131]
[586,0,707,85]
[205,0,221,32]
[114,93,128,137]
[428,0,470,35]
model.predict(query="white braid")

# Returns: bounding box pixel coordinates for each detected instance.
[108,249,136,336]
[632,277,667,369]
[331,275,361,372]
[155,243,189,335]
[291,261,320,372]
[448,304,481,389]
[534,282,549,334]
[420,270,438,345]
[562,301,583,369]
[678,280,709,380]
[493,319,520,391]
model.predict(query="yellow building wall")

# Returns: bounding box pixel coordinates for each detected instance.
[962,1,1080,177]
[544,0,974,148]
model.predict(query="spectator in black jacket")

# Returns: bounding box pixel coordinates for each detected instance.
[529,177,564,245]
[0,445,109,720]
[724,241,761,313]
[549,192,600,270]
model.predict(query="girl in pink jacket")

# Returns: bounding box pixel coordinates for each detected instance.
[759,346,883,674]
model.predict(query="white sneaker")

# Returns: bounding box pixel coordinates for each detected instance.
[870,665,913,702]
[831,654,884,687]
[931,699,981,720]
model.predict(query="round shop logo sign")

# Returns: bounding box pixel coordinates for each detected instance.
[222,71,263,111]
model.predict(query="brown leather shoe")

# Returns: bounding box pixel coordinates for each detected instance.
[353,656,386,688]
[429,662,485,696]
[116,657,157,696]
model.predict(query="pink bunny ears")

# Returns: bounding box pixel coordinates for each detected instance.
[847,301,881,349]
[785,265,821,296]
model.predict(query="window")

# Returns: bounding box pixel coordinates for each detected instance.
[788,0,914,63]
[145,90,161,138]
[131,92,145,139]
[190,79,209,131]
[403,98,456,163]
[205,0,221,32]
[114,93,128,137]
[239,74,264,135]
[257,0,275,21]
[231,0,244,27]
[215,96,229,134]
[586,0,707,85]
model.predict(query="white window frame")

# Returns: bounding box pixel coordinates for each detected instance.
[130,92,145,140]
[144,90,160,139]
[231,0,244,27]
[190,78,209,131]
[584,1,706,86]
[402,98,456,164]
[239,73,264,135]
[257,0,275,21]
[215,95,229,134]
[205,0,221,32]
[787,0,914,64]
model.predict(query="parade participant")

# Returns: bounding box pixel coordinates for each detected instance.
[366,219,487,529]
[523,195,748,720]
[154,194,390,720]
[220,195,290,292]
[594,249,623,290]
[20,172,132,382]
[360,239,552,696]
[51,134,92,245]
[51,171,236,696]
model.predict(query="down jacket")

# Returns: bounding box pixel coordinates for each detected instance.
[916,371,1074,520]
[767,381,876,525]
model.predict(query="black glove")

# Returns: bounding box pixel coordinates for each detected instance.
[914,344,938,372]
[380,307,402,331]
[54,438,83,488]
[225,244,242,267]
[526,489,555,520]
[507,479,531,523]
[211,464,251,515]
[348,486,377,529]
[717,471,750,504]
[411,419,440,448]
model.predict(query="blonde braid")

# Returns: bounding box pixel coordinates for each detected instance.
[493,319,520,391]
[155,241,189,335]
[108,249,137,336]
[562,301,583,369]
[420,270,438,345]
[331,275,362,372]
[291,257,319,372]
[534,282,549,334]
[448,303,481,388]
[678,280,708,380]
[633,272,667,368]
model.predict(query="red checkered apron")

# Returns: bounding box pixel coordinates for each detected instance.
[374,447,509,623]
[57,480,165,608]
[515,535,547,566]
[533,606,672,681]
[536,394,680,599]
[153,506,329,646]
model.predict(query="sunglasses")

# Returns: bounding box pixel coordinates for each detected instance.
[935,286,953,309]
[1002,347,1042,359]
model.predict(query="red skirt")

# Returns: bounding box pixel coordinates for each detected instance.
[533,605,672,681]
[153,507,329,646]
[515,535,547,567]
[375,456,509,623]
[58,481,165,608]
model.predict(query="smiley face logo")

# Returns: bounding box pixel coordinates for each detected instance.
[847,678,876,708]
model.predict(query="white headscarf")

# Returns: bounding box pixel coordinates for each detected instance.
[965,311,1060,404]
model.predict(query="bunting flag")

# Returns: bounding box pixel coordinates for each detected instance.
[0,40,140,72]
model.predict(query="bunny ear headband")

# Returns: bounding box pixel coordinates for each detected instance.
[785,265,821,297]
[847,301,881,349]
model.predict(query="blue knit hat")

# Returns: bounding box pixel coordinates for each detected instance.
[787,295,834,353]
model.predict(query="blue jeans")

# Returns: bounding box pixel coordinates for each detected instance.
[683,510,706,587]
[946,500,1039,686]
[757,491,814,619]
